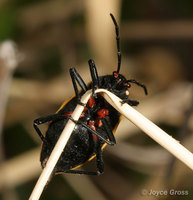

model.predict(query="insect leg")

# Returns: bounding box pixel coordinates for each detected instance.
[95,141,104,174]
[56,141,104,175]
[126,79,148,95]
[69,68,88,102]
[101,118,116,145]
[33,114,64,143]
[88,59,99,96]
[67,116,114,145]
[121,99,139,106]
[80,125,114,145]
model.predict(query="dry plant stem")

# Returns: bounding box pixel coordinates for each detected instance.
[29,90,92,200]
[29,88,193,200]
[0,41,19,136]
[101,90,193,170]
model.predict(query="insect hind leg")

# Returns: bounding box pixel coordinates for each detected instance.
[55,141,104,175]
[33,113,64,143]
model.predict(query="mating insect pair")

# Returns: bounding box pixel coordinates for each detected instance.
[33,13,147,176]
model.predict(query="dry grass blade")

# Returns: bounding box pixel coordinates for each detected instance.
[29,90,92,200]
[101,89,193,170]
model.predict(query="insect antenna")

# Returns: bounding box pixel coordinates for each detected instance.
[110,13,121,73]
[126,79,148,95]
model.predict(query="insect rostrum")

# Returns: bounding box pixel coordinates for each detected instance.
[33,13,147,176]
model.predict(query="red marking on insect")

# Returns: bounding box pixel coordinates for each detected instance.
[63,112,73,117]
[123,82,131,88]
[83,107,88,111]
[97,109,109,119]
[89,120,98,141]
[64,106,88,118]
[113,71,119,78]
[94,117,103,127]
[89,120,96,131]
[88,97,96,108]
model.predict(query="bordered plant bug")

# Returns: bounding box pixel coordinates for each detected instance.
[33,13,147,176]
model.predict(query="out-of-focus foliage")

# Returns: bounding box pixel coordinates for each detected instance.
[0,0,193,200]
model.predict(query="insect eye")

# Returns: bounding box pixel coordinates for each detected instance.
[113,71,119,78]
[123,82,131,88]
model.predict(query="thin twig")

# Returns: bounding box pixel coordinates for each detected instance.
[29,90,92,200]
[29,88,193,200]
[101,89,193,170]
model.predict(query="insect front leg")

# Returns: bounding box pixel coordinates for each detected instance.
[69,68,87,104]
[88,59,99,97]
[126,79,148,95]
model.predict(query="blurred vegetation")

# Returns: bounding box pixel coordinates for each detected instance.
[0,0,193,200]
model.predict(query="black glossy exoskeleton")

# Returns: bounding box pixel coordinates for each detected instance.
[33,14,147,176]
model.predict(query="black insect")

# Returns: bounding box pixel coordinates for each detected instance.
[33,13,147,176]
